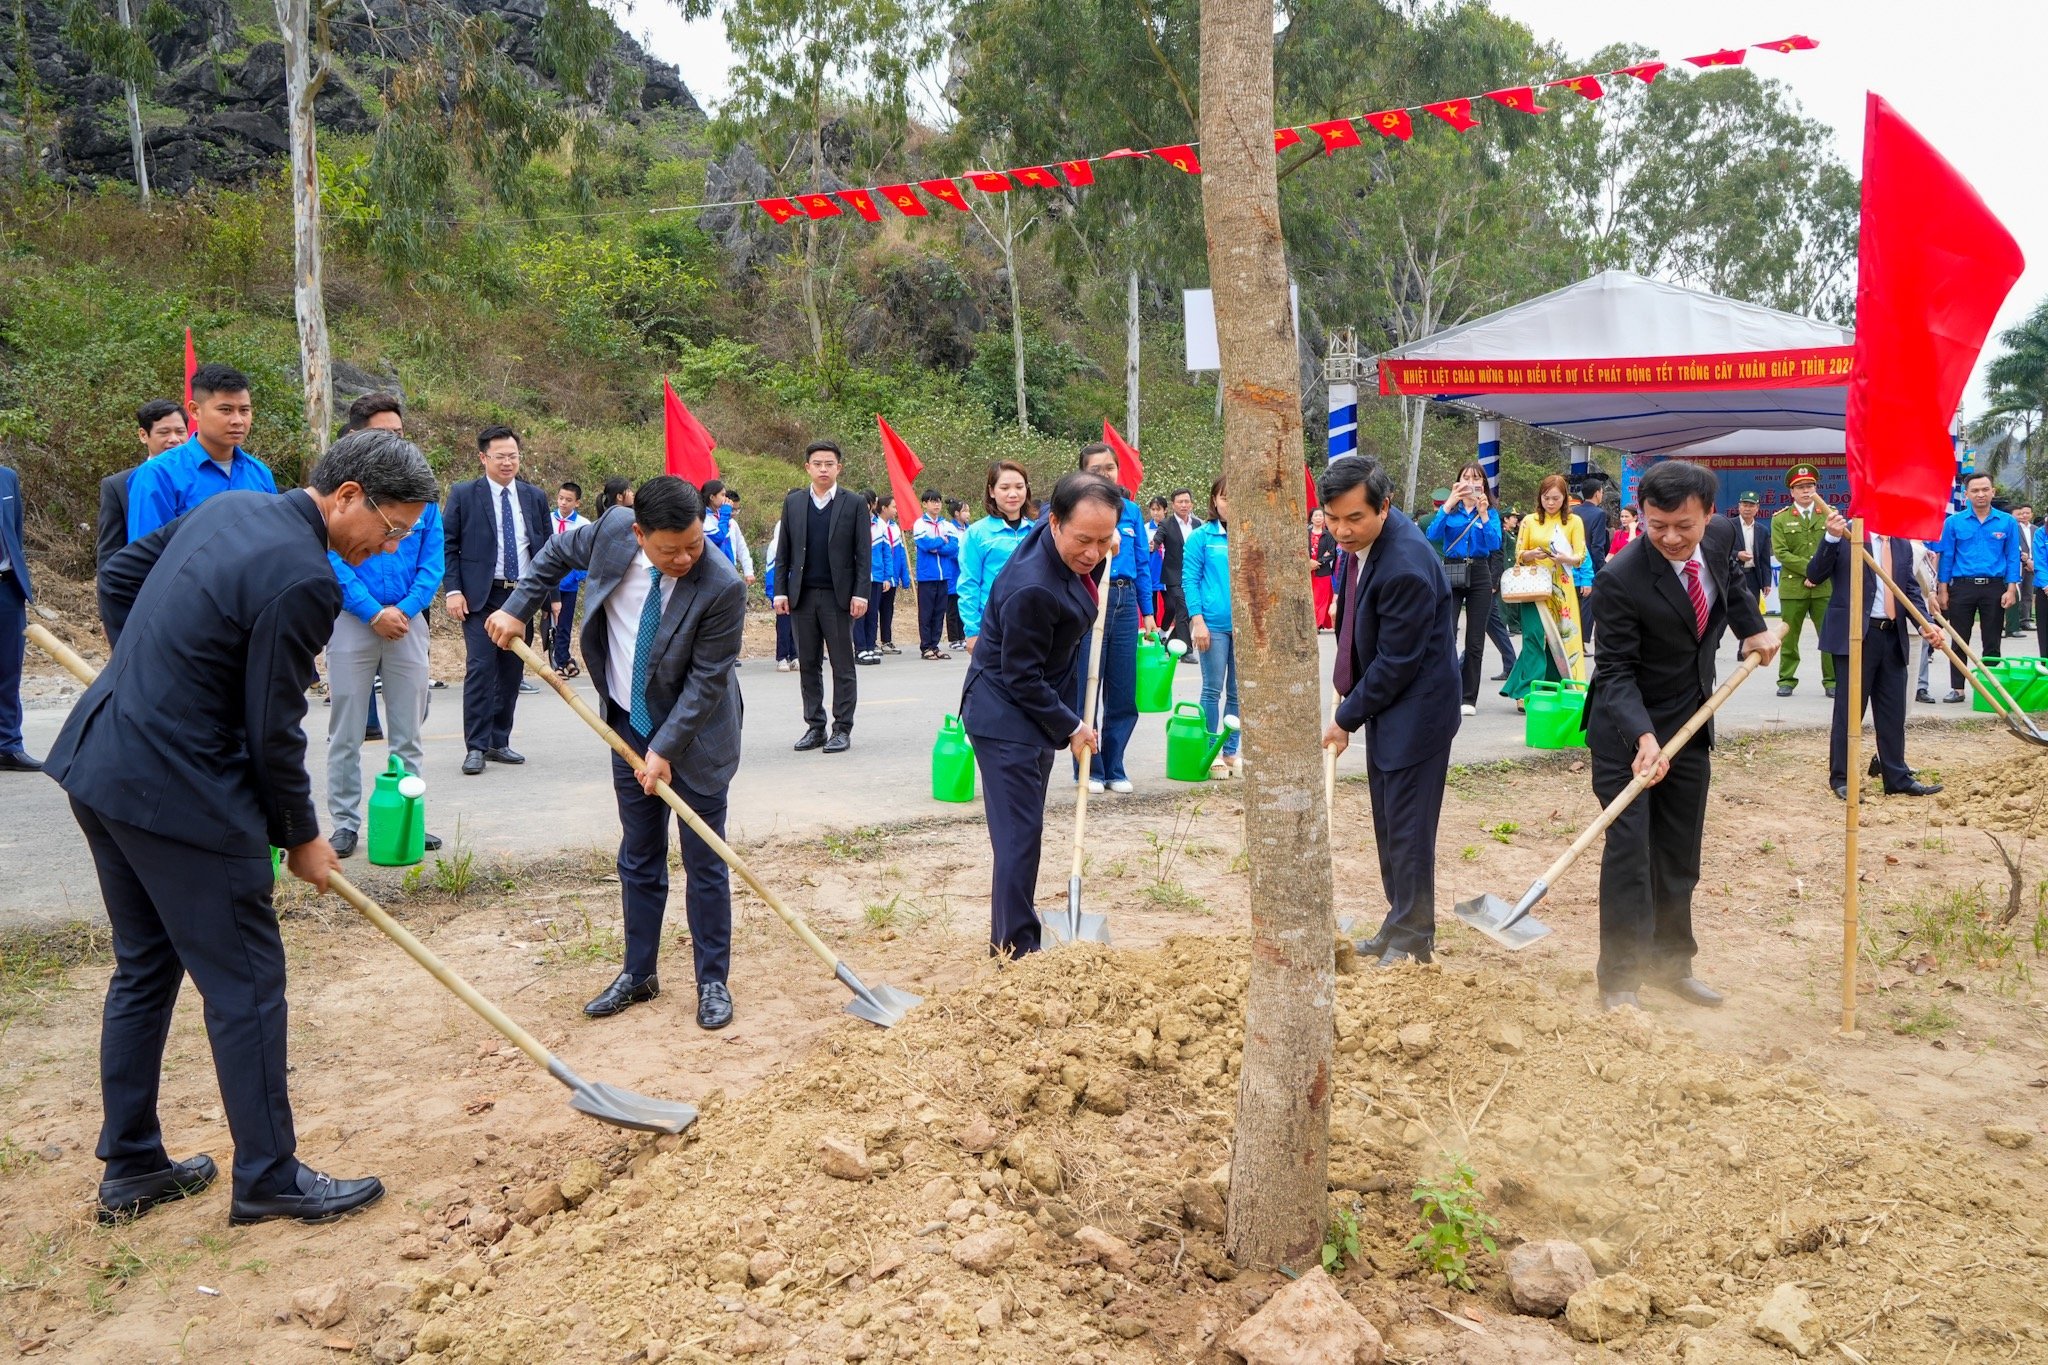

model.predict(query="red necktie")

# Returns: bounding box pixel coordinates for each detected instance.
[1683,559,1708,637]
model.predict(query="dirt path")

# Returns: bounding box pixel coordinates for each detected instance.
[2,731,2045,1361]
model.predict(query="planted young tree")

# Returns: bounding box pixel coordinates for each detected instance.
[1198,0,1336,1270]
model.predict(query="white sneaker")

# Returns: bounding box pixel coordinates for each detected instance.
[1209,761,1231,780]
[1461,703,1477,716]
[1087,778,1105,794]
[1108,779,1134,794]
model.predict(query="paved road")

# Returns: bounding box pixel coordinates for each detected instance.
[4,629,2037,932]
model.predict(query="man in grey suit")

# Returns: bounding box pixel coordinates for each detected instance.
[488,477,747,1029]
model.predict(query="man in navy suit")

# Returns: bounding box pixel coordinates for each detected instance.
[0,462,34,771]
[1321,456,1462,966]
[48,429,438,1227]
[960,472,1118,958]
[443,426,553,775]
[1808,512,1944,800]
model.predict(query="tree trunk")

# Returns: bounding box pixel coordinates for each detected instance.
[1125,267,1142,444]
[276,0,331,448]
[1004,193,1028,432]
[114,0,149,202]
[1199,0,1335,1272]
[1404,395,1426,508]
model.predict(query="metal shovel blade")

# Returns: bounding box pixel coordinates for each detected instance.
[835,963,922,1028]
[549,1060,699,1135]
[1452,890,1553,952]
[1043,879,1113,945]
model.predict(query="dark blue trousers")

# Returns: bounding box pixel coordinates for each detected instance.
[0,574,24,752]
[1072,579,1141,782]
[606,702,731,984]
[975,736,1054,957]
[1364,744,1452,953]
[460,582,524,752]
[550,588,579,669]
[917,579,949,652]
[71,798,300,1199]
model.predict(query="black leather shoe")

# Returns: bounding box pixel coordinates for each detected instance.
[1823,685,1836,699]
[1868,755,1882,778]
[0,749,42,772]
[1885,779,1943,797]
[484,747,525,765]
[1916,688,1934,703]
[1491,670,1511,681]
[1775,684,1794,697]
[330,829,359,858]
[823,730,851,754]
[1601,991,1642,1012]
[1942,690,1966,703]
[794,728,827,752]
[363,725,384,742]
[697,980,734,1030]
[424,832,443,851]
[1351,931,1389,961]
[462,749,486,775]
[584,971,660,1018]
[97,1154,217,1224]
[1830,780,1848,800]
[1654,975,1724,1007]
[229,1166,384,1226]
[1377,945,1432,968]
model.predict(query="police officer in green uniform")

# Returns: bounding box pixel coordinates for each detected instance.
[1770,464,1835,698]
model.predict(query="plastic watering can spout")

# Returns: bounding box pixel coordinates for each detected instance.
[396,774,425,858]
[1201,714,1242,768]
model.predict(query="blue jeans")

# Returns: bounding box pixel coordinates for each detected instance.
[1072,579,1142,781]
[1198,627,1240,757]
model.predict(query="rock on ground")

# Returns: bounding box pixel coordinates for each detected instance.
[1221,1265,1384,1365]
[816,1135,871,1182]
[951,1227,1019,1274]
[1564,1273,1651,1344]
[1750,1282,1824,1357]
[290,1280,349,1329]
[1502,1240,1594,1317]
[1073,1225,1136,1273]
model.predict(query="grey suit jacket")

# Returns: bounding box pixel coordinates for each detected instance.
[505,506,746,794]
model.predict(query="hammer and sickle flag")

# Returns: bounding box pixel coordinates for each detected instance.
[1756,34,1818,53]
[919,179,972,212]
[1484,87,1547,115]
[1154,145,1202,175]
[756,198,802,224]
[796,193,843,219]
[1367,109,1412,142]
[1423,99,1481,132]
[878,184,928,217]
[1614,61,1667,84]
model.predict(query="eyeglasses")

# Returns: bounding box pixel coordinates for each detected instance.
[366,496,417,542]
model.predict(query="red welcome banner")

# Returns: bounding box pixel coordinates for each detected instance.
[1378,345,1855,396]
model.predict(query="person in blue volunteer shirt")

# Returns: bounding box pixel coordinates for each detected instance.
[911,488,960,659]
[1181,477,1240,778]
[2032,513,2048,659]
[1933,472,2023,702]
[1426,462,1503,716]
[125,364,277,541]
[1071,441,1156,793]
[959,461,1035,643]
[548,482,588,676]
[943,499,970,649]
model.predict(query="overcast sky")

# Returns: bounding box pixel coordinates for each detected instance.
[626,0,2042,410]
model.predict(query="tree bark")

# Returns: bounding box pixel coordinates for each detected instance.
[1004,193,1028,431]
[114,0,150,202]
[1199,0,1335,1272]
[1125,267,1141,444]
[276,0,331,448]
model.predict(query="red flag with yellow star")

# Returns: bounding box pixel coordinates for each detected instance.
[1058,160,1095,186]
[1547,75,1604,101]
[1013,166,1058,190]
[968,171,1014,193]
[878,184,928,217]
[1424,99,1480,132]
[1755,34,1817,53]
[919,179,971,211]
[1686,48,1745,68]
[1153,145,1201,175]
[836,188,881,222]
[1308,118,1361,154]
[1274,127,1302,152]
[796,193,842,220]
[1484,87,1547,115]
[1365,109,1413,141]
[1614,61,1666,84]
[756,198,802,224]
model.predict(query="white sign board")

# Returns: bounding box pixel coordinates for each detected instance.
[1182,285,1301,372]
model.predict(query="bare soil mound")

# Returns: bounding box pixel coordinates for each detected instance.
[409,937,2048,1364]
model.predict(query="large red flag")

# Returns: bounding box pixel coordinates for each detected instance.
[1846,94,2023,539]
[183,327,197,411]
[876,415,924,559]
[1101,421,1143,493]
[663,379,719,487]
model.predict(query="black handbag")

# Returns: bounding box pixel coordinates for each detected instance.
[1440,509,1482,590]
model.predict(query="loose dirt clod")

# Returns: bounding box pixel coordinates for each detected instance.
[1750,1282,1824,1357]
[1224,1265,1384,1365]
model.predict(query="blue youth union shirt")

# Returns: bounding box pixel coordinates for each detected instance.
[126,435,278,540]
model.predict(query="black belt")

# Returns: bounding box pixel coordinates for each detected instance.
[1110,576,1136,587]
[1873,618,1897,631]
[1956,576,2000,586]
[0,567,13,584]
[494,578,519,590]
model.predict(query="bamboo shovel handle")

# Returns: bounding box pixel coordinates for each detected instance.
[1532,623,1784,890]
[26,623,95,686]
[1068,572,1114,882]
[1871,550,2026,722]
[506,637,846,972]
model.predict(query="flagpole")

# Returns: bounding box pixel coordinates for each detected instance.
[1841,516,1864,1034]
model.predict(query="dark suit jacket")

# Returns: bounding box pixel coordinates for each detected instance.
[443,476,553,604]
[1732,514,1773,597]
[50,490,337,855]
[1331,506,1462,771]
[1809,533,1926,656]
[1573,502,1611,572]
[1584,518,1767,754]
[0,465,29,600]
[97,467,136,572]
[772,485,873,609]
[960,522,1099,748]
[504,507,747,793]
[1161,515,1204,586]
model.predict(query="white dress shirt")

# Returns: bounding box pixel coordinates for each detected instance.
[604,549,677,715]
[1822,530,1897,622]
[1671,546,1716,610]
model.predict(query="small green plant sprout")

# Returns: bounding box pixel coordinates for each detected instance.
[1408,1158,1498,1291]
[1460,844,1479,861]
[1321,1204,1363,1274]
[1482,821,1518,845]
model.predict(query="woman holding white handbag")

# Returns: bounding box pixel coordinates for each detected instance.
[1499,473,1588,706]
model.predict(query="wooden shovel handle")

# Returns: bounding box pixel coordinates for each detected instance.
[1069,570,1114,882]
[1876,551,2030,723]
[1532,622,1785,890]
[26,623,95,686]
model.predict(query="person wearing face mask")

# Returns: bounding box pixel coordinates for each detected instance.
[959,472,1116,959]
[488,477,747,1030]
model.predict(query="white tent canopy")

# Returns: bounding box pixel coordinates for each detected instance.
[1375,271,1854,457]
[1658,428,1847,459]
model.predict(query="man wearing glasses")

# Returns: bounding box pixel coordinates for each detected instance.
[323,395,445,858]
[444,427,553,775]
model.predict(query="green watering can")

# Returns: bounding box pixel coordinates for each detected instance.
[1163,701,1241,781]
[932,714,976,803]
[1135,631,1179,713]
[366,755,428,866]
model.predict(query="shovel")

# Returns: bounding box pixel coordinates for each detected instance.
[25,624,697,1135]
[508,637,919,1027]
[1894,555,2048,748]
[1048,569,1115,947]
[1453,623,1783,950]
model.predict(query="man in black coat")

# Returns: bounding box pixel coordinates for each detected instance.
[48,430,437,1226]
[1321,456,1463,966]
[772,440,872,753]
[959,473,1117,958]
[1807,515,1944,800]
[96,399,190,574]
[443,426,552,775]
[1583,460,1776,1012]
[1157,488,1202,655]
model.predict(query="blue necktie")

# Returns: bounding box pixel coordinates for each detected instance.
[499,486,518,581]
[629,566,663,735]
